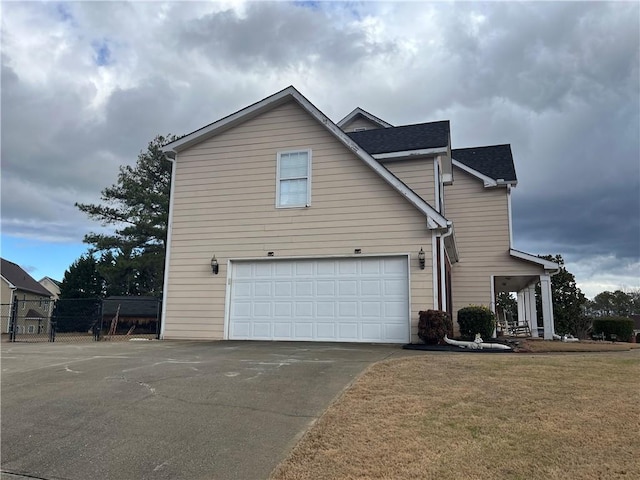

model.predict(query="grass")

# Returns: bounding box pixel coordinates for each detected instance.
[271,351,640,480]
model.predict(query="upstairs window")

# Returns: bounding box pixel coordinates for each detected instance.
[276,150,311,208]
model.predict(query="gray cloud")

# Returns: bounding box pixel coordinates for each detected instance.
[177,2,397,71]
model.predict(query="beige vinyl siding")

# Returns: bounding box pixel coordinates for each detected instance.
[383,159,436,207]
[341,116,384,132]
[165,100,434,341]
[445,167,544,321]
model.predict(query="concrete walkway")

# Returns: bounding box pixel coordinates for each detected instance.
[1,340,418,480]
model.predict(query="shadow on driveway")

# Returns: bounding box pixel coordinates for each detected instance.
[1,341,417,480]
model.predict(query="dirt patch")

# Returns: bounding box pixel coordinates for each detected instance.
[271,352,640,480]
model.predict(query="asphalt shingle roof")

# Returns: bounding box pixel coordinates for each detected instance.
[347,121,450,155]
[1,258,52,297]
[452,144,517,182]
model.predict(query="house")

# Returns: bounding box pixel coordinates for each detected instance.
[39,276,62,300]
[1,258,53,334]
[159,86,558,343]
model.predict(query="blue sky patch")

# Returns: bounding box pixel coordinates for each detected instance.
[92,40,111,66]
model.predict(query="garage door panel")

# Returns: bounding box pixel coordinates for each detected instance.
[361,280,382,296]
[274,282,292,296]
[254,282,271,296]
[295,323,313,338]
[362,302,382,317]
[274,302,292,317]
[338,323,358,339]
[316,281,335,296]
[316,302,335,317]
[295,302,313,317]
[362,323,382,340]
[229,257,408,343]
[274,322,292,338]
[252,322,271,337]
[295,281,313,296]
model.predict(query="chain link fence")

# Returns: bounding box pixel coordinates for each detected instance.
[2,297,161,343]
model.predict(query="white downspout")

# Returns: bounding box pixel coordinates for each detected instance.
[440,222,454,312]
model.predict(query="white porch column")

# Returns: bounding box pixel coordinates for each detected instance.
[526,285,539,337]
[517,290,526,328]
[540,274,555,339]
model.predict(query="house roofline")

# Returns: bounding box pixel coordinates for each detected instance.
[337,107,393,129]
[163,86,449,229]
[452,159,517,188]
[509,249,560,271]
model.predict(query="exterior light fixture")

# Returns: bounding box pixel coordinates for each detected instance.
[354,248,362,254]
[418,248,426,270]
[211,255,219,275]
[267,252,274,257]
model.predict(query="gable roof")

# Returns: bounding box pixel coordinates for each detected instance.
[337,107,393,129]
[1,258,52,297]
[346,121,450,156]
[163,86,449,229]
[452,145,517,183]
[39,276,62,287]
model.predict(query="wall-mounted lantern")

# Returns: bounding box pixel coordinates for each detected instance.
[354,248,362,254]
[211,255,219,275]
[418,248,425,270]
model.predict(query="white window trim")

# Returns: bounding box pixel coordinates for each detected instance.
[276,149,312,208]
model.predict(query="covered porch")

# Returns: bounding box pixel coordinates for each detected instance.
[492,251,559,340]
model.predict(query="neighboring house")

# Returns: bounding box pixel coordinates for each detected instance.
[160,86,558,343]
[1,258,53,334]
[39,276,62,300]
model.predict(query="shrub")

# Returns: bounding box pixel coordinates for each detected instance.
[457,305,496,340]
[418,310,452,345]
[592,316,634,342]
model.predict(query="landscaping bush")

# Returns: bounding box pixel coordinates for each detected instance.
[592,316,634,342]
[418,310,452,345]
[457,305,496,340]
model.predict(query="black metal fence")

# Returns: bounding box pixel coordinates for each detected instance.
[1,297,161,343]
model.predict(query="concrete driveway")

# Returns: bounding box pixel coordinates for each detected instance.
[1,340,417,480]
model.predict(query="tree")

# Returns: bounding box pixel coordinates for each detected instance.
[589,289,639,317]
[76,135,175,296]
[535,254,589,338]
[496,292,518,322]
[59,253,104,299]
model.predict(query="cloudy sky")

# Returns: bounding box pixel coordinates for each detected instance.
[1,0,638,298]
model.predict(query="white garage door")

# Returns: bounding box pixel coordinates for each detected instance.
[228,256,409,343]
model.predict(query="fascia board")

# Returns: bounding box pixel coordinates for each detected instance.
[1,275,16,290]
[337,108,393,128]
[509,249,559,271]
[373,147,448,160]
[452,159,498,187]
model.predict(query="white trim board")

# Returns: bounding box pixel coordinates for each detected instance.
[509,249,560,271]
[337,107,393,129]
[452,159,517,188]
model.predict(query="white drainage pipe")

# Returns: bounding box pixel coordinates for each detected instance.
[444,335,512,351]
